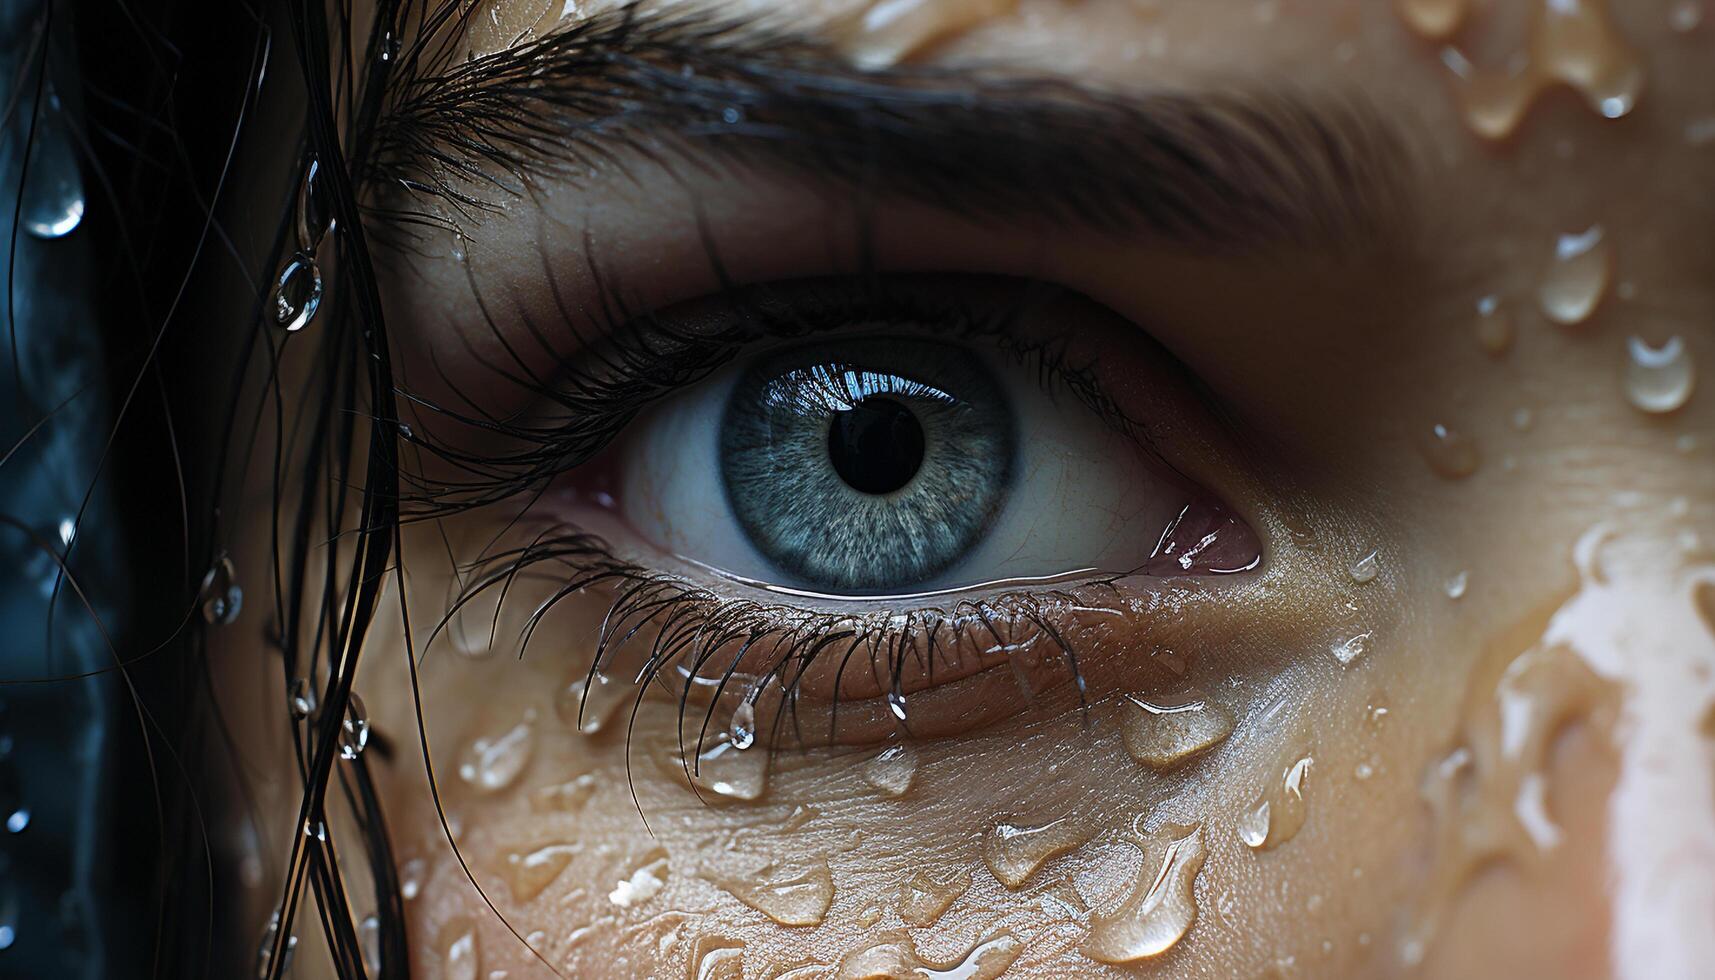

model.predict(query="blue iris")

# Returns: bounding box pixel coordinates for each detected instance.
[720,338,1015,593]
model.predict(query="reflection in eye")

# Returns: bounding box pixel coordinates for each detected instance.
[720,337,1014,592]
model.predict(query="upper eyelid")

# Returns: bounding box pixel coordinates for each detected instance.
[365,7,1415,255]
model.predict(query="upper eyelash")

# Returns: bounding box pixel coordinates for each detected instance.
[435,528,1112,756]
[398,273,1150,522]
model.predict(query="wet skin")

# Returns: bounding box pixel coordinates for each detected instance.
[216,1,1715,977]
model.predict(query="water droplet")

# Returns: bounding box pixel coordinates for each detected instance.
[295,157,336,252]
[554,671,633,736]
[272,252,323,332]
[896,867,971,927]
[707,859,833,926]
[835,0,1019,70]
[399,857,425,900]
[5,809,28,834]
[359,914,381,973]
[1084,824,1208,963]
[885,689,907,721]
[1510,406,1535,431]
[981,816,1093,889]
[692,934,746,980]
[659,732,768,802]
[441,922,480,980]
[608,849,669,908]
[1420,422,1481,479]
[1330,631,1372,666]
[505,843,579,902]
[200,556,244,624]
[1624,335,1696,414]
[256,908,298,979]
[289,678,317,719]
[837,929,1021,980]
[1474,294,1513,355]
[1670,1,1704,31]
[457,714,536,793]
[1394,0,1469,39]
[1445,570,1470,600]
[1121,690,1234,769]
[531,772,599,812]
[19,92,85,239]
[861,743,919,797]
[1348,549,1380,584]
[730,699,757,750]
[338,693,370,760]
[1240,753,1314,850]
[1539,225,1611,327]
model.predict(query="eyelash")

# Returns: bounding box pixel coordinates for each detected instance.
[410,273,1152,749]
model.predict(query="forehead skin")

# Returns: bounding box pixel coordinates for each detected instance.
[242,1,1715,978]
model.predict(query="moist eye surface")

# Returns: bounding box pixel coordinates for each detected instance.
[719,336,1015,592]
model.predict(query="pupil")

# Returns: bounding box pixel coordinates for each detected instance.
[827,396,925,495]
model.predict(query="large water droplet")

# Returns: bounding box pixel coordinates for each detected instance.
[1085,824,1207,963]
[707,859,833,926]
[255,908,298,979]
[554,670,633,736]
[1420,422,1481,479]
[836,929,1021,980]
[691,934,746,980]
[1539,225,1611,327]
[338,693,370,760]
[1240,753,1314,850]
[1624,335,1695,414]
[272,252,323,333]
[896,867,971,927]
[861,743,919,797]
[457,713,535,793]
[1121,690,1234,770]
[505,842,579,902]
[659,732,769,802]
[981,816,1093,889]
[20,92,85,239]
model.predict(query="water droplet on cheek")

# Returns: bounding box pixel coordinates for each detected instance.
[458,714,537,793]
[1120,691,1234,769]
[1330,631,1373,667]
[1240,753,1314,850]
[1348,549,1381,584]
[555,670,635,736]
[981,817,1094,889]
[1624,335,1696,414]
[706,860,834,926]
[1084,824,1208,963]
[838,930,1021,980]
[1446,570,1470,600]
[1540,224,1612,326]
[505,843,580,902]
[895,866,972,926]
[1670,1,1704,31]
[440,922,480,980]
[862,742,919,797]
[1474,295,1514,356]
[609,850,670,908]
[1420,423,1482,479]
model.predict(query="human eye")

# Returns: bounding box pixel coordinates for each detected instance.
[439,272,1262,750]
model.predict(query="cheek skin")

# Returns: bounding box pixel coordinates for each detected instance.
[272,3,1715,979]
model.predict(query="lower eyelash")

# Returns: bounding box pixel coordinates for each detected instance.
[439,529,1099,752]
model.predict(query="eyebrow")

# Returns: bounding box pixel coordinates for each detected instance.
[367,8,1413,252]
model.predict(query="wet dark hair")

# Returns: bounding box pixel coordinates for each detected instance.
[2,0,418,974]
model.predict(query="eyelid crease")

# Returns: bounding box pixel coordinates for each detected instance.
[366,4,1414,254]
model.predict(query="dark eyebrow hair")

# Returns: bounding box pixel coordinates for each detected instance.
[366,6,1414,253]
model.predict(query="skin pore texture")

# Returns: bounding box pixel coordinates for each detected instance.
[216,1,1715,977]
